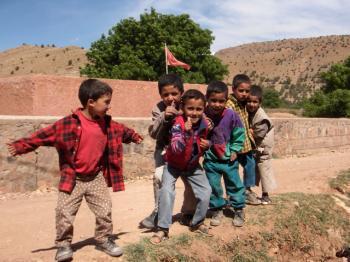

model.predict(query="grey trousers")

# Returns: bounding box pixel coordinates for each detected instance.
[153,149,197,214]
[255,150,277,193]
[157,164,212,229]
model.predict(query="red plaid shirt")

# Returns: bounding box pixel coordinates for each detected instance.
[11,110,142,193]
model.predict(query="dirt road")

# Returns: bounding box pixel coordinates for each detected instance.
[0,150,349,261]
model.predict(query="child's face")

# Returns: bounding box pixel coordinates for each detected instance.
[232,82,250,102]
[160,85,182,107]
[89,93,112,118]
[182,98,205,124]
[247,95,261,113]
[207,92,227,116]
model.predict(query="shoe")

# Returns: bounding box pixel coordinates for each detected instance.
[139,211,158,229]
[96,238,123,257]
[210,209,223,226]
[55,246,73,261]
[246,190,261,205]
[232,209,245,227]
[261,195,272,205]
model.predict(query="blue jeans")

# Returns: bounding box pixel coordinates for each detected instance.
[237,151,256,188]
[157,164,211,230]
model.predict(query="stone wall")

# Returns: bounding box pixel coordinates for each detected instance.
[1,116,350,193]
[0,75,207,117]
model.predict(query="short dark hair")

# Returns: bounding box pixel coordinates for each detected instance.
[158,73,184,95]
[78,79,113,107]
[181,89,206,105]
[206,81,228,99]
[232,74,251,89]
[250,85,263,102]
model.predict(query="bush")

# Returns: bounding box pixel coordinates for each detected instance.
[303,90,350,117]
[262,88,282,108]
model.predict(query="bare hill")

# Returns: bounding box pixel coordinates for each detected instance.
[216,35,350,102]
[0,45,88,77]
[2,35,350,103]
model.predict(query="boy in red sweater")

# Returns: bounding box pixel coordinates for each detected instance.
[7,79,142,261]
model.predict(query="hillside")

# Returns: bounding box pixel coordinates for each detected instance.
[216,35,350,102]
[0,44,88,77]
[1,35,350,103]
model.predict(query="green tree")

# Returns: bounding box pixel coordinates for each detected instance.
[303,57,350,117]
[80,8,228,83]
[320,57,350,93]
[262,88,282,108]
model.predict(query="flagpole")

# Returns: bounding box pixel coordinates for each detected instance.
[165,42,168,74]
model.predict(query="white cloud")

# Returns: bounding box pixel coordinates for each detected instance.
[119,0,350,52]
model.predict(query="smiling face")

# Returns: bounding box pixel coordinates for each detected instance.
[247,95,261,113]
[88,93,112,118]
[207,92,227,116]
[182,98,205,124]
[232,82,251,102]
[160,85,182,107]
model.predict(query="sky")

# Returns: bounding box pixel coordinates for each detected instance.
[1,0,350,53]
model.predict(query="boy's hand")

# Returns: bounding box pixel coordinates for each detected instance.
[135,135,144,144]
[199,139,210,150]
[204,115,214,131]
[165,101,179,120]
[7,142,17,156]
[230,152,237,162]
[184,117,192,131]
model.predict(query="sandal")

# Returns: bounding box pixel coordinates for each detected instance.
[190,223,213,237]
[149,230,169,245]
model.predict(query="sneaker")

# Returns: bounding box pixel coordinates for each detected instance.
[210,210,223,226]
[139,210,158,229]
[261,195,272,205]
[55,246,73,262]
[232,209,245,227]
[96,238,123,257]
[246,190,262,205]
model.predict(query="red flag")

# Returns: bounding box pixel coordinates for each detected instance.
[165,47,191,70]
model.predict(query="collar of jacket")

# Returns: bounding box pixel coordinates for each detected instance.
[71,108,112,125]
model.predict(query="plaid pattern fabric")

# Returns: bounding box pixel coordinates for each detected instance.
[11,110,141,193]
[226,94,254,153]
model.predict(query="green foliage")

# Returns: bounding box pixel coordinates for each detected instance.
[80,8,228,83]
[262,88,282,108]
[303,57,350,117]
[320,57,350,93]
[303,89,350,117]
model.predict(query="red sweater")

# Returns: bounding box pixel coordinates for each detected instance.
[165,115,208,171]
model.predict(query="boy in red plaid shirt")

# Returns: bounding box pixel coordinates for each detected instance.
[7,79,143,261]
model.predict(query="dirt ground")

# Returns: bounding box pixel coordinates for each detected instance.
[1,150,350,262]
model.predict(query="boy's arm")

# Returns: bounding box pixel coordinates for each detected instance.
[148,107,172,140]
[122,125,143,144]
[253,120,269,146]
[229,117,246,154]
[169,123,187,154]
[8,124,56,155]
